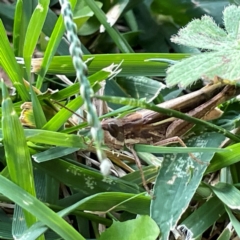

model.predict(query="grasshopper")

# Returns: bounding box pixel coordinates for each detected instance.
[101,83,240,192]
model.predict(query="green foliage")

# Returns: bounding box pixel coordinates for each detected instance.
[1,82,37,229]
[151,133,226,239]
[99,215,160,240]
[167,5,240,87]
[0,1,240,240]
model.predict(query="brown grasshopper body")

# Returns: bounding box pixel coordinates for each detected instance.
[102,83,240,149]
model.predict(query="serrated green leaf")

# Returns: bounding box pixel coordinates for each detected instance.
[171,15,227,51]
[223,5,240,39]
[166,5,240,87]
[166,50,240,87]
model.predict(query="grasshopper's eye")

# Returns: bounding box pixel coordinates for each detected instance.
[109,123,119,137]
[102,120,119,138]
[107,123,119,138]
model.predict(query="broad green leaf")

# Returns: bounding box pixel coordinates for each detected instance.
[132,2,170,53]
[99,215,160,240]
[150,132,226,240]
[105,74,165,109]
[35,159,140,195]
[73,1,102,29]
[151,0,226,26]
[12,206,30,239]
[116,76,165,102]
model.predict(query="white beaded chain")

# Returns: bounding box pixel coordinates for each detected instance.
[59,0,110,175]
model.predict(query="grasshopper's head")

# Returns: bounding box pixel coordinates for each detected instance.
[102,118,125,149]
[102,118,124,141]
[102,119,119,137]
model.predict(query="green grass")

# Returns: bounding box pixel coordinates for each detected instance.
[0,1,240,240]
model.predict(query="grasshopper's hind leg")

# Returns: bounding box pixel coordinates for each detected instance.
[127,145,152,195]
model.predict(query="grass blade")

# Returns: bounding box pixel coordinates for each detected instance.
[31,53,190,76]
[0,20,29,100]
[23,0,50,77]
[0,174,84,240]
[35,0,78,89]
[1,80,36,227]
